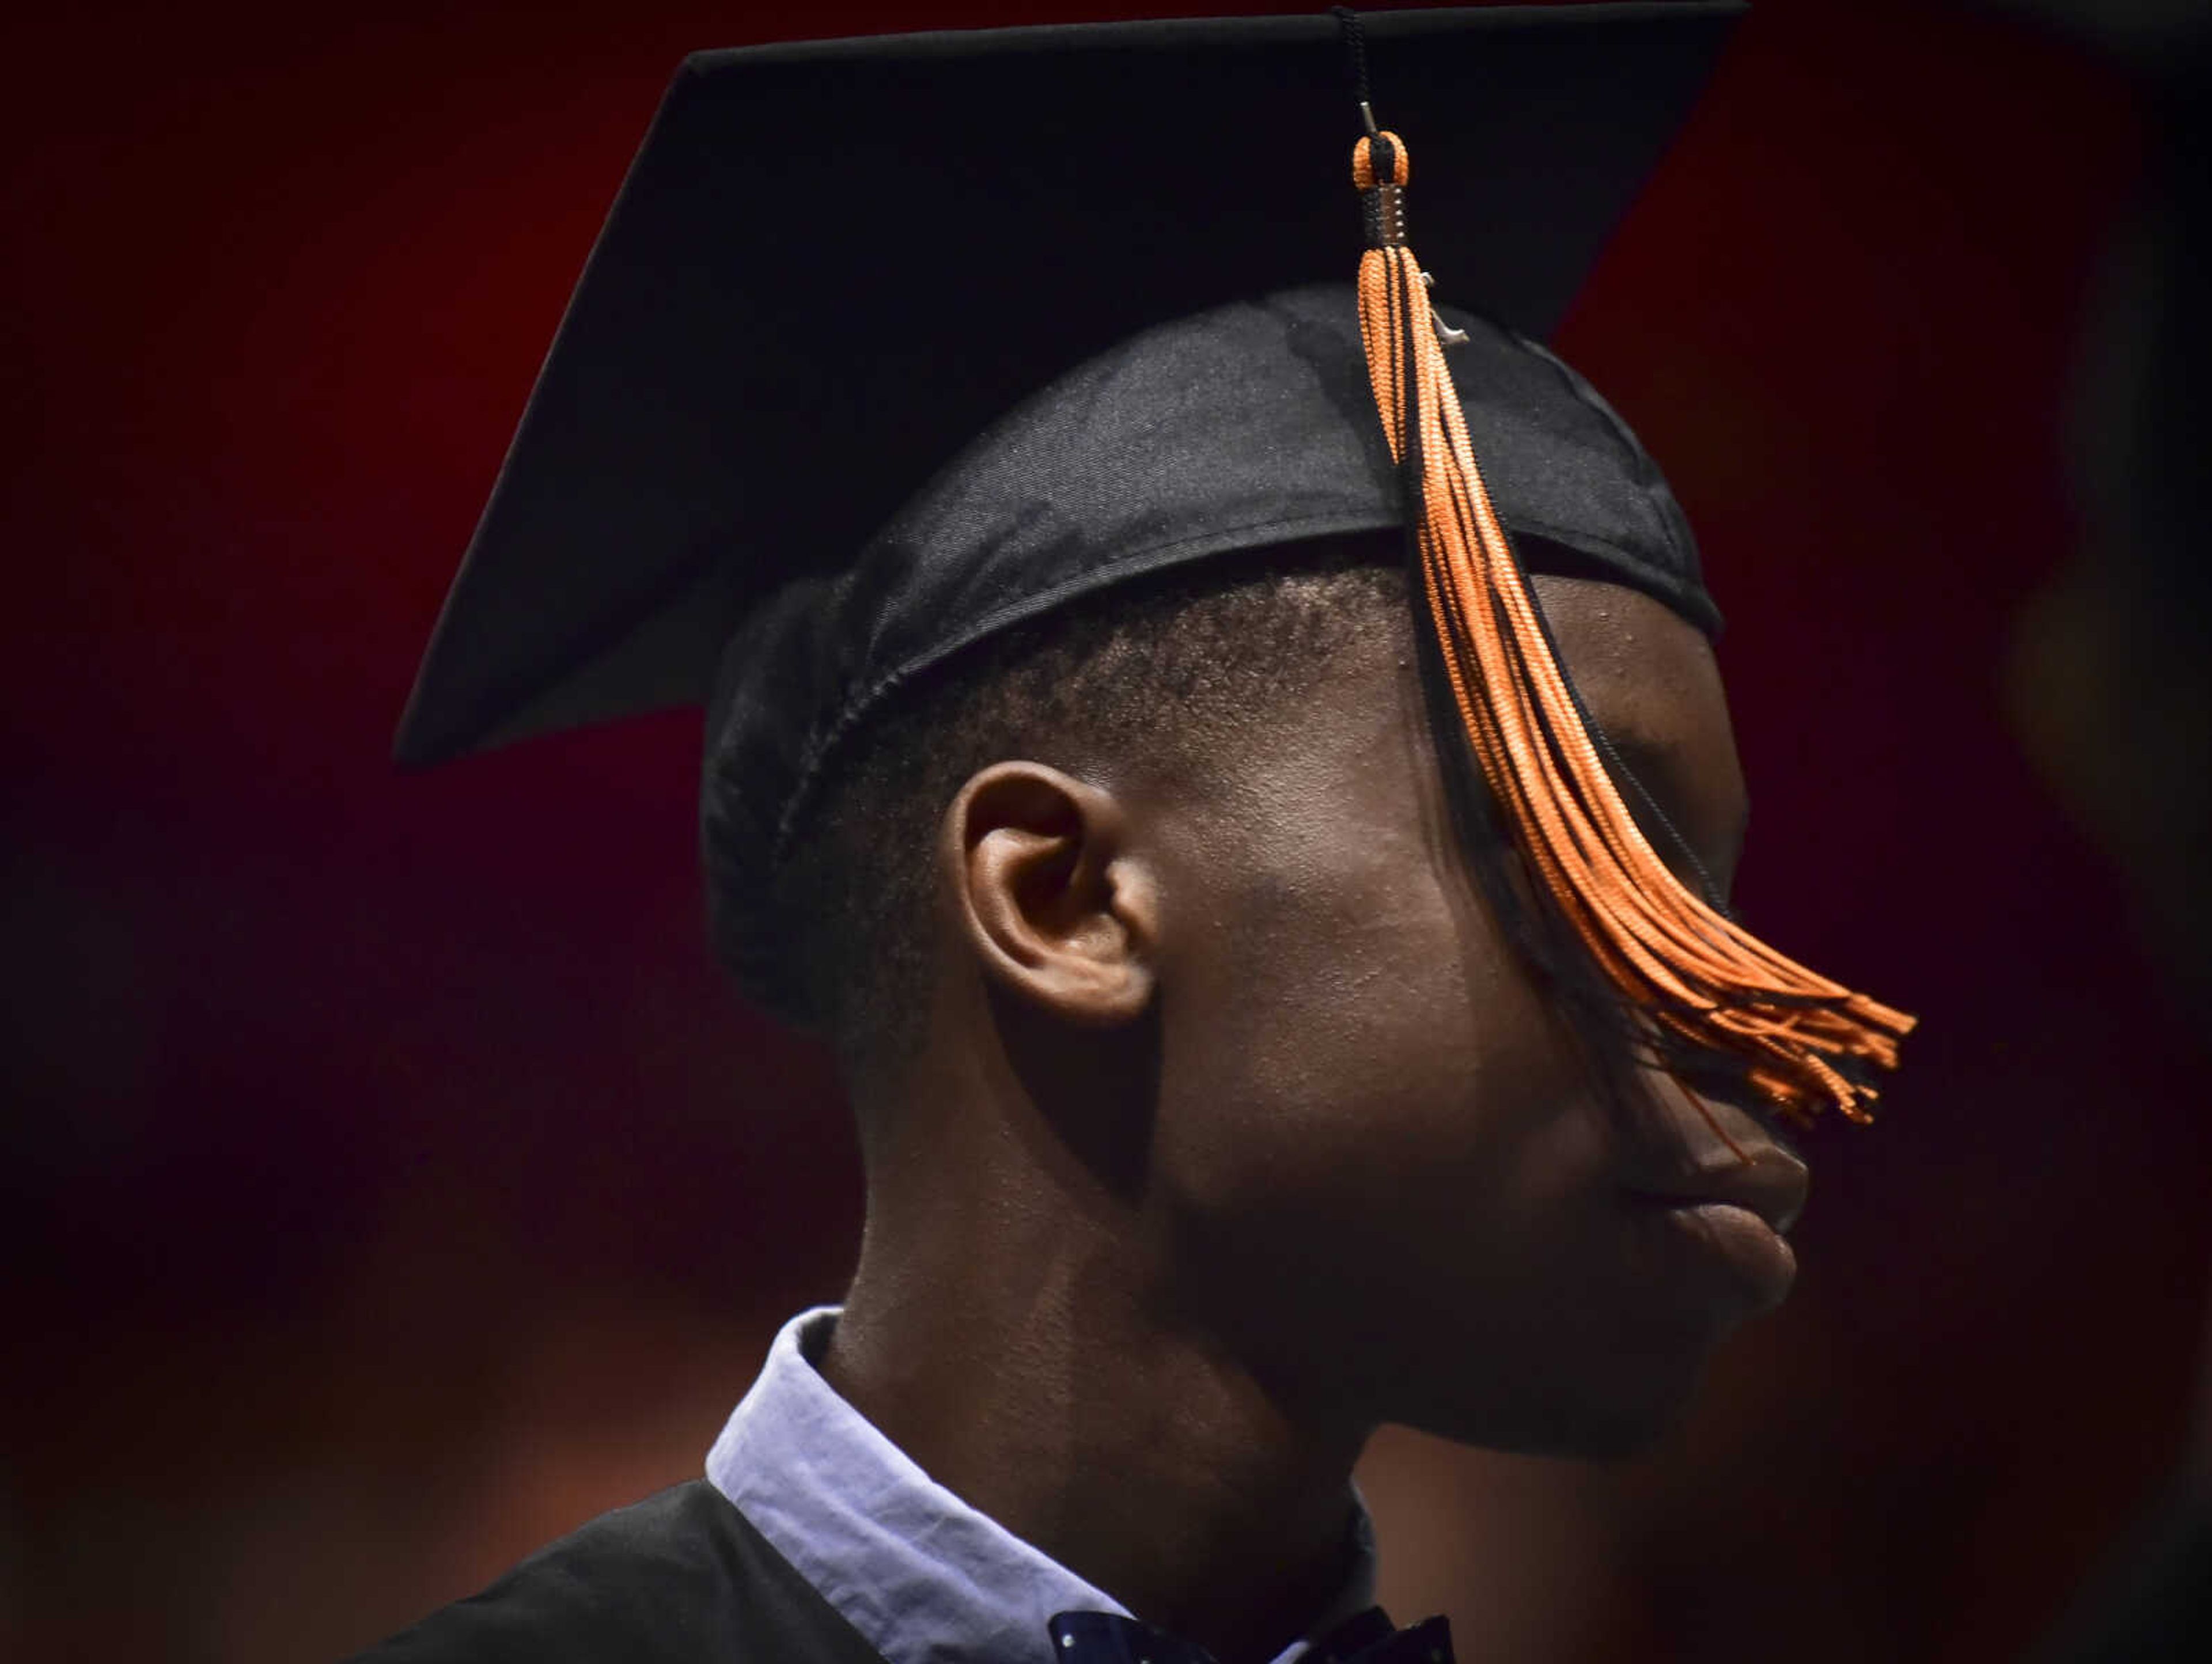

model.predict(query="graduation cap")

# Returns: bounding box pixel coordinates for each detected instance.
[397,4,1912,1121]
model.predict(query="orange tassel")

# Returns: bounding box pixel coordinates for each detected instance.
[1351,129,1915,1127]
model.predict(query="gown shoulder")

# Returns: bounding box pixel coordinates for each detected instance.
[345,1479,887,1663]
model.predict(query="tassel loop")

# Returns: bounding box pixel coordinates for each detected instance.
[1352,131,1408,190]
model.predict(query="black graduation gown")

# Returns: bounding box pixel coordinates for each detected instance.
[348,1481,892,1662]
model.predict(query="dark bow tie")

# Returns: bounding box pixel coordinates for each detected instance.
[1047,1606,1453,1664]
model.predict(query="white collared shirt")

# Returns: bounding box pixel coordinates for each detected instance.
[706,1307,1376,1664]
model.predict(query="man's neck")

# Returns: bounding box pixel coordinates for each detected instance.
[820,1219,1371,1664]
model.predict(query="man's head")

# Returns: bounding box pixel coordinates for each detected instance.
[736,529,1804,1461]
[393,8,1846,1479]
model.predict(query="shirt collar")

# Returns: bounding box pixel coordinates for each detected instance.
[706,1306,1377,1664]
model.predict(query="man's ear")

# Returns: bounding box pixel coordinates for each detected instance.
[944,761,1158,1025]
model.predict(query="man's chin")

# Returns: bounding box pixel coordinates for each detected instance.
[1397,1355,1712,1462]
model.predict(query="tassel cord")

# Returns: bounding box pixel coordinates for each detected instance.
[1351,128,1914,1124]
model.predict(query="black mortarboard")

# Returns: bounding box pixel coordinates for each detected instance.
[395,5,1741,770]
[394,5,1912,1116]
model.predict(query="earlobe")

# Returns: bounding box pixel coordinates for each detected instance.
[947,762,1158,1025]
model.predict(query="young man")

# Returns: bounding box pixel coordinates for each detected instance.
[362,8,1907,1661]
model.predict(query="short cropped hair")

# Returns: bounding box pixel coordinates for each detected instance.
[764,536,1408,1086]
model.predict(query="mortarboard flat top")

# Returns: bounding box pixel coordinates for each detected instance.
[394,5,1745,771]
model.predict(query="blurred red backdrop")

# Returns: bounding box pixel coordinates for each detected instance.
[3,2,2203,1661]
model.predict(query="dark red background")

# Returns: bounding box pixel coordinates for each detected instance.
[5,2,2203,1659]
